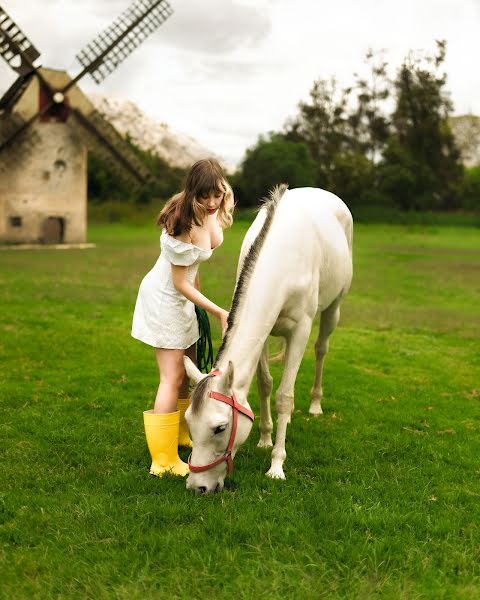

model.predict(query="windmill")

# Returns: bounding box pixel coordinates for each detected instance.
[0,1,173,244]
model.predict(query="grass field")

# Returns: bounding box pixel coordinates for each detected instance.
[1,216,479,599]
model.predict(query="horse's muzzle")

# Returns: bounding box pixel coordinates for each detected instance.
[186,477,224,495]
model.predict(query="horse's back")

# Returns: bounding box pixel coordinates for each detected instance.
[240,187,352,314]
[278,187,352,247]
[281,189,352,306]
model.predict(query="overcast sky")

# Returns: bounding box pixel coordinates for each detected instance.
[1,0,478,166]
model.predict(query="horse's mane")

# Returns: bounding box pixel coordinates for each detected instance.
[215,183,288,365]
[190,184,287,415]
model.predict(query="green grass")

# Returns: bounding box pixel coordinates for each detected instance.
[1,218,479,599]
[351,205,480,227]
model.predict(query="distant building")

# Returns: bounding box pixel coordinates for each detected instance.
[450,115,480,168]
[0,68,147,244]
[1,69,87,244]
[0,2,172,245]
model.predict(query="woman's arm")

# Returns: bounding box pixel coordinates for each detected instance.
[172,265,228,336]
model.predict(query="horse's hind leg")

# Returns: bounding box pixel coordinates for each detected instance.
[309,301,341,416]
[256,341,273,448]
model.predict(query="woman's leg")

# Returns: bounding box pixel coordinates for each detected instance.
[143,348,190,476]
[177,344,196,447]
[153,348,185,414]
[179,343,196,398]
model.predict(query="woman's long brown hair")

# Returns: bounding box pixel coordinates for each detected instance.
[157,158,234,236]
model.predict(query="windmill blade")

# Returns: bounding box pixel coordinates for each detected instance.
[69,106,150,190]
[0,6,41,75]
[0,83,59,153]
[74,0,173,86]
[0,69,35,111]
[1,2,172,163]
[0,7,63,153]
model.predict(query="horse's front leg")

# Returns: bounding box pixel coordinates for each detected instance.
[256,340,273,448]
[267,318,312,480]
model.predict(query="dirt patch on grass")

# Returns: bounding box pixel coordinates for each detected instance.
[403,255,480,296]
[381,245,480,256]
[342,302,480,338]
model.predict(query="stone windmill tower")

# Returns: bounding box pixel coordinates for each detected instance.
[0,1,173,245]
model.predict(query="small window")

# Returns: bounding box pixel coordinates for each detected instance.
[54,159,67,170]
[9,216,22,227]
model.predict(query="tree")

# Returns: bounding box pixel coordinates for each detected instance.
[285,78,352,191]
[88,141,185,204]
[283,55,390,205]
[234,134,318,206]
[330,151,378,207]
[380,40,464,210]
[349,49,391,162]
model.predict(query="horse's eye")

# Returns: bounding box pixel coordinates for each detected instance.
[213,425,226,435]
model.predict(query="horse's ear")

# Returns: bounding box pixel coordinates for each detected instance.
[224,360,234,390]
[184,356,205,385]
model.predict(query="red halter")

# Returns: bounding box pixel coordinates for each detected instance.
[188,369,255,474]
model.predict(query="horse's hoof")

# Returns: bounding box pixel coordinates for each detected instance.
[309,404,323,416]
[257,437,273,448]
[266,466,286,480]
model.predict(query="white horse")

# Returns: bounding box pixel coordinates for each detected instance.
[184,186,353,493]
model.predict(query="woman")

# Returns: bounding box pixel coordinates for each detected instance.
[132,158,233,476]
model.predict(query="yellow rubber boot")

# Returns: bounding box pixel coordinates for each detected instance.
[143,410,189,477]
[177,398,192,448]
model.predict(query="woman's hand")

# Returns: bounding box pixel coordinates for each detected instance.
[219,309,229,338]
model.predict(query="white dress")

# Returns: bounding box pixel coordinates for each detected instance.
[131,230,214,349]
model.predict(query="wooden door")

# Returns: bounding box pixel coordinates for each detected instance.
[42,217,64,244]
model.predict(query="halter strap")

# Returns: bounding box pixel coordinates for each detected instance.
[187,369,254,474]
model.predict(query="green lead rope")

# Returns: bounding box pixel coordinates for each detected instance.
[195,306,214,373]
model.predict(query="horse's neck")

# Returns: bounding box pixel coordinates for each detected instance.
[216,326,265,399]
[216,190,287,400]
[216,278,279,398]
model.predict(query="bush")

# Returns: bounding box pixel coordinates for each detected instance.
[460,166,480,211]
[329,151,378,207]
[88,200,160,225]
[87,145,186,205]
[351,204,480,226]
[234,134,318,206]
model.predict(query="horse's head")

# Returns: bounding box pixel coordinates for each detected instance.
[183,357,254,494]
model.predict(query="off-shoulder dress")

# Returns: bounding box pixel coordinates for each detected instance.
[131,231,218,349]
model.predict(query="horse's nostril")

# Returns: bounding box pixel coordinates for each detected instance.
[198,486,207,494]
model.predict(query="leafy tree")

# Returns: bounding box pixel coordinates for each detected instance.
[349,50,391,161]
[88,142,185,204]
[282,56,391,205]
[131,144,185,203]
[381,40,464,210]
[330,151,378,207]
[87,153,130,201]
[255,43,467,212]
[376,137,419,210]
[234,133,318,206]
[285,78,352,190]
